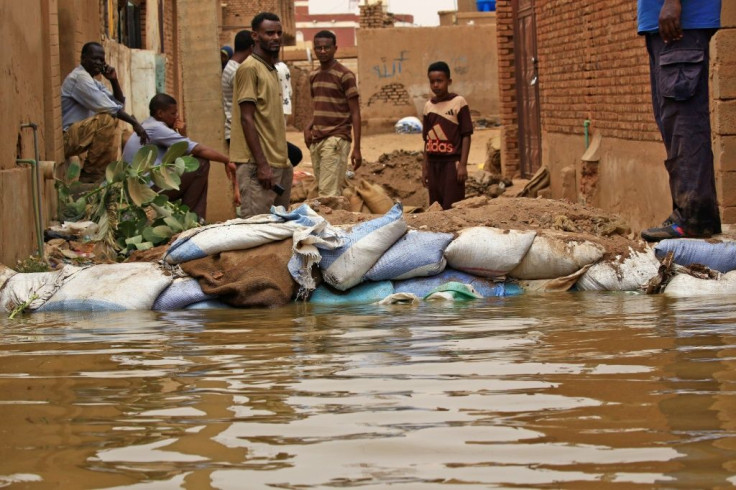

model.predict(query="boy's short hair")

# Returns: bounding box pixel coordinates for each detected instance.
[314,30,337,46]
[252,12,280,31]
[427,61,451,78]
[149,93,177,116]
[234,30,254,51]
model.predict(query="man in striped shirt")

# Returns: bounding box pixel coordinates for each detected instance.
[304,30,362,197]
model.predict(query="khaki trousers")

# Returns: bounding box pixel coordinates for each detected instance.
[309,136,350,197]
[236,163,293,218]
[63,113,118,183]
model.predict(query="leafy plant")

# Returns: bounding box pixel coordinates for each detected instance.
[56,142,201,256]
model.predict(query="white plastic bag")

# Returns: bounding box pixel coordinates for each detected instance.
[664,270,736,297]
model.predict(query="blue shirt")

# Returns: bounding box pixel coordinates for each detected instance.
[638,0,721,33]
[61,65,124,131]
[122,117,198,164]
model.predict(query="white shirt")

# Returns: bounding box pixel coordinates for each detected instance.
[275,61,292,116]
[221,59,239,140]
[61,65,123,131]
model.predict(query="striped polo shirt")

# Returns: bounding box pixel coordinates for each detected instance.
[309,60,359,143]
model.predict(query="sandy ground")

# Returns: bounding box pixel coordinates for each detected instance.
[287,127,499,176]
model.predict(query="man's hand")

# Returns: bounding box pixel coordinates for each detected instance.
[102,64,118,81]
[456,161,468,184]
[303,127,313,147]
[256,162,274,190]
[174,118,187,136]
[421,163,429,188]
[134,123,149,145]
[659,0,683,44]
[351,148,362,171]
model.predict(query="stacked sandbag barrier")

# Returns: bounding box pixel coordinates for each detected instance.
[11,205,736,313]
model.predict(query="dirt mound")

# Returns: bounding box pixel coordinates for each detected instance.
[352,150,427,208]
[323,196,643,260]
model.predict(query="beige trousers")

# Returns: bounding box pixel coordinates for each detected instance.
[236,163,293,218]
[63,113,118,183]
[309,136,350,197]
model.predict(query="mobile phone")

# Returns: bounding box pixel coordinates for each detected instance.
[273,184,285,195]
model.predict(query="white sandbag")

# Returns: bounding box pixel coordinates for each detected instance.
[165,215,303,264]
[655,238,736,273]
[153,277,216,311]
[0,265,82,312]
[444,227,536,278]
[663,270,736,297]
[0,264,18,291]
[576,248,660,291]
[365,230,453,281]
[509,232,605,280]
[38,263,173,312]
[519,265,591,292]
[318,203,407,291]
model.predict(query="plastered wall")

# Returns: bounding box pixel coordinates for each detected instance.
[356,25,499,133]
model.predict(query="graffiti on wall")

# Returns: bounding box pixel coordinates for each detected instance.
[371,51,409,79]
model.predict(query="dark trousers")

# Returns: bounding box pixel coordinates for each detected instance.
[161,157,210,220]
[427,158,465,210]
[646,30,721,235]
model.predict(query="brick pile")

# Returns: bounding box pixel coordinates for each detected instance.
[359,2,395,29]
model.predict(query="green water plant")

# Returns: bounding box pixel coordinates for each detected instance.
[56,142,201,256]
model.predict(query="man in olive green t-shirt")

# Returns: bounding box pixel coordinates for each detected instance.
[230,12,290,218]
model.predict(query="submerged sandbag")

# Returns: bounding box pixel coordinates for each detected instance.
[153,277,216,311]
[186,300,234,309]
[663,271,736,297]
[655,239,736,273]
[309,281,394,305]
[0,265,81,312]
[519,265,591,293]
[424,282,483,301]
[164,215,302,264]
[37,263,172,312]
[444,227,536,278]
[576,249,660,291]
[365,230,453,281]
[510,232,605,280]
[181,239,297,308]
[319,203,407,291]
[394,269,521,298]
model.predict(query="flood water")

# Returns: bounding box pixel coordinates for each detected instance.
[1,293,736,488]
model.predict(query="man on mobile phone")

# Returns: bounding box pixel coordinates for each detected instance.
[61,41,148,183]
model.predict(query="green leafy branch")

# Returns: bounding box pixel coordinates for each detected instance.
[56,141,201,256]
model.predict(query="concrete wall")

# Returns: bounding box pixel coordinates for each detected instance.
[357,25,499,133]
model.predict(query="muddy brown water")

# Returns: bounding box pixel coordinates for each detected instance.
[1,294,736,488]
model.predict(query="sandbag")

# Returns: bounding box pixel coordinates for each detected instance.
[309,281,394,305]
[424,282,483,301]
[186,300,234,309]
[37,263,173,312]
[655,239,736,273]
[356,180,394,214]
[319,203,407,291]
[510,232,605,280]
[576,249,660,291]
[181,239,297,308]
[518,265,591,293]
[394,268,521,298]
[663,270,736,297]
[444,227,536,278]
[0,265,81,313]
[153,277,216,311]
[164,215,302,264]
[365,230,453,281]
[0,264,17,291]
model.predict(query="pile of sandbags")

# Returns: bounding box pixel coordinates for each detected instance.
[15,203,736,313]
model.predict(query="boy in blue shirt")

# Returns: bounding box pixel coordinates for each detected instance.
[638,0,722,241]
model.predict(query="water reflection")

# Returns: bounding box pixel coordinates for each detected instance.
[0,294,735,487]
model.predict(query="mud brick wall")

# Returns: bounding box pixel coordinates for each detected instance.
[220,0,296,46]
[359,2,395,29]
[535,1,658,141]
[495,0,519,177]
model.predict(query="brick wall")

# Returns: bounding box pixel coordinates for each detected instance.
[359,1,395,28]
[535,1,658,141]
[495,0,519,176]
[496,0,659,176]
[163,0,179,98]
[220,0,296,46]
